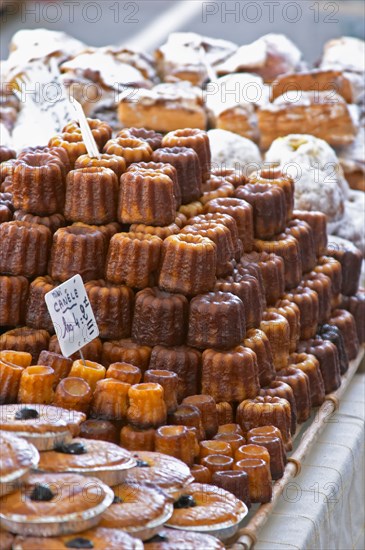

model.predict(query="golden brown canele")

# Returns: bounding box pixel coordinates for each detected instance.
[0,221,52,278]
[182,395,218,440]
[69,359,106,393]
[37,350,72,385]
[25,276,56,333]
[0,327,50,362]
[212,470,251,506]
[48,225,106,282]
[102,339,152,372]
[0,358,23,404]
[132,288,188,347]
[235,183,287,239]
[85,280,134,340]
[328,309,360,360]
[250,167,294,221]
[148,345,202,401]
[72,221,121,244]
[260,311,290,371]
[200,176,234,205]
[0,275,29,326]
[284,286,319,340]
[236,396,293,451]
[106,362,142,385]
[271,299,301,353]
[285,219,317,274]
[158,234,217,296]
[276,366,311,423]
[152,146,202,204]
[103,136,152,165]
[118,170,176,226]
[297,338,341,394]
[120,424,156,451]
[234,457,272,503]
[18,365,55,404]
[64,167,118,225]
[90,378,130,421]
[293,209,328,257]
[127,161,181,209]
[144,370,178,414]
[317,324,349,375]
[302,272,332,324]
[49,334,103,363]
[314,255,342,305]
[75,153,127,179]
[155,424,198,466]
[204,197,254,253]
[215,402,234,426]
[243,328,275,387]
[260,380,297,435]
[246,433,285,480]
[254,233,302,290]
[79,419,119,444]
[13,211,66,233]
[179,200,204,219]
[191,463,212,484]
[118,127,163,150]
[162,128,211,182]
[249,251,285,306]
[341,290,365,344]
[190,212,241,260]
[127,383,167,429]
[326,242,362,296]
[187,292,245,350]
[202,346,260,404]
[105,232,162,289]
[12,152,65,215]
[168,404,205,441]
[288,352,325,407]
[63,118,112,150]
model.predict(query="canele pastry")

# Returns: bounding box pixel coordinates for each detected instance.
[201,455,234,475]
[182,394,218,439]
[297,339,341,394]
[284,286,319,339]
[179,200,204,219]
[155,425,198,467]
[341,290,365,344]
[49,226,106,283]
[128,161,181,209]
[246,251,285,306]
[318,324,349,375]
[314,256,342,306]
[63,118,112,150]
[213,431,245,454]
[72,221,121,243]
[91,378,130,421]
[328,309,360,360]
[13,527,143,549]
[204,196,254,252]
[0,357,24,404]
[118,82,207,133]
[236,396,292,451]
[0,431,39,497]
[151,146,202,204]
[64,167,118,225]
[17,146,70,176]
[234,457,272,503]
[118,127,163,150]
[100,482,172,539]
[181,221,234,277]
[200,176,234,205]
[260,380,297,435]
[103,136,153,166]
[250,166,294,221]
[235,183,287,239]
[85,280,134,340]
[192,212,241,260]
[191,464,212,484]
[132,288,188,347]
[215,402,234,425]
[0,350,32,368]
[130,218,183,240]
[292,210,328,257]
[158,234,217,296]
[107,362,142,384]
[166,483,247,531]
[102,339,152,371]
[0,472,113,536]
[37,438,134,486]
[326,241,362,296]
[260,311,290,371]
[49,127,95,167]
[0,327,50,363]
[258,91,357,149]
[144,370,178,414]
[118,170,176,226]
[288,352,325,407]
[212,470,251,506]
[105,232,162,289]
[271,300,301,353]
[49,335,103,363]
[144,529,224,549]
[218,423,244,436]
[69,359,106,392]
[120,425,156,452]
[13,211,66,233]
[18,365,55,405]
[123,451,194,493]
[168,404,205,441]
[201,346,260,404]
[187,291,245,350]
[276,367,311,423]
[53,377,93,415]
[246,433,285,480]
[0,221,52,278]
[0,403,85,450]
[234,444,270,471]
[254,233,302,290]
[302,272,332,324]
[25,276,56,334]
[12,152,65,216]
[162,128,211,181]
[243,328,275,387]
[285,219,316,274]
[75,152,127,179]
[149,345,202,401]
[0,275,29,326]
[127,383,167,429]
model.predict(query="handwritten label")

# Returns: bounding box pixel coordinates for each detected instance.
[45,275,99,358]
[71,99,100,158]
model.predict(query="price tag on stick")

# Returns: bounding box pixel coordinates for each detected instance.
[71,99,101,159]
[45,275,99,358]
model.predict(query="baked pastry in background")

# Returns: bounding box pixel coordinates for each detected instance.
[319,36,365,75]
[208,129,262,175]
[12,528,143,549]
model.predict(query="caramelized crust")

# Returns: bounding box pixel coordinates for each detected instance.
[0,327,50,362]
[25,277,56,333]
[162,128,211,182]
[13,211,65,233]
[0,275,29,326]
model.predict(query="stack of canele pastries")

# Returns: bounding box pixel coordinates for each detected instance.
[0,122,364,548]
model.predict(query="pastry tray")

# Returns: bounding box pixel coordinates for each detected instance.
[229,345,365,549]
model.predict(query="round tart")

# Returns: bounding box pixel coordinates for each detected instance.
[12,528,143,549]
[166,483,247,541]
[0,405,86,451]
[0,473,113,537]
[37,438,136,486]
[100,482,173,540]
[0,432,39,497]
[144,529,224,549]
[123,451,194,494]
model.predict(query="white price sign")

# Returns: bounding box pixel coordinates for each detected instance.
[45,275,99,358]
